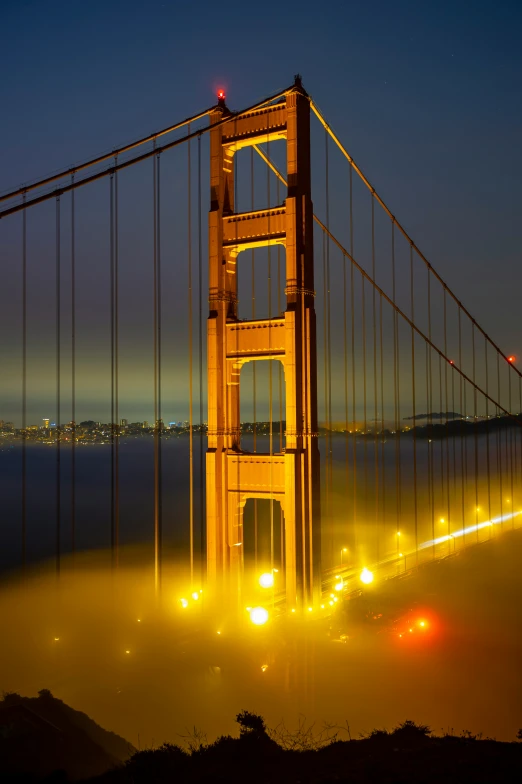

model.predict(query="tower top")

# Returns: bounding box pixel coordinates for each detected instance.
[291,73,308,97]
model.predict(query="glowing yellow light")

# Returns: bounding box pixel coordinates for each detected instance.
[440,518,445,523]
[54,637,60,642]
[125,650,130,654]
[246,606,252,612]
[342,548,348,552]
[419,621,426,627]
[180,598,188,608]
[308,607,313,612]
[261,664,268,672]
[397,531,401,537]
[476,507,480,512]
[360,567,374,585]
[259,572,274,588]
[192,592,199,601]
[399,634,403,638]
[321,604,325,609]
[335,581,343,591]
[333,597,338,602]
[329,600,334,606]
[291,608,296,613]
[399,552,403,557]
[409,629,413,633]
[250,607,269,626]
[217,631,221,635]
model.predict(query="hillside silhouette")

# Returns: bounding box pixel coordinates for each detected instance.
[2,698,522,783]
[0,690,134,781]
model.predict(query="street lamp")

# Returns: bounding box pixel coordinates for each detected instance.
[340,548,348,566]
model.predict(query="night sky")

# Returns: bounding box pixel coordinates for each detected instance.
[1,0,521,424]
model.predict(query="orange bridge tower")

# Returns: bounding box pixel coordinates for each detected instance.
[206,77,321,609]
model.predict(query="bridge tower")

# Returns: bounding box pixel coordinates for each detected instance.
[206,78,321,609]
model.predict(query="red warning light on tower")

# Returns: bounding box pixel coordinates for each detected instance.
[508,355,516,364]
[217,89,226,101]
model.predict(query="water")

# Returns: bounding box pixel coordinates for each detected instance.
[1,430,520,575]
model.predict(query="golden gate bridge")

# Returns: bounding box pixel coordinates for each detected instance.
[1,76,520,619]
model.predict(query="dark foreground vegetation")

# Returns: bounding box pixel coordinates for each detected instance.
[2,693,522,783]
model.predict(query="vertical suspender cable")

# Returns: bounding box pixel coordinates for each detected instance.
[71,179,76,559]
[371,194,379,559]
[410,245,418,561]
[152,147,163,593]
[343,243,349,540]
[22,196,27,570]
[391,222,401,551]
[425,340,431,555]
[110,173,115,565]
[379,292,385,547]
[497,352,502,531]
[473,323,479,540]
[157,152,163,579]
[153,147,160,593]
[114,162,120,565]
[506,364,516,528]
[325,131,333,565]
[459,307,465,542]
[443,291,450,539]
[55,196,61,577]
[350,167,357,553]
[485,337,491,533]
[188,127,194,587]
[198,135,204,574]
[362,273,368,553]
[322,234,329,554]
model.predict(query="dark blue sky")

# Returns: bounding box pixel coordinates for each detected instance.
[1,0,521,424]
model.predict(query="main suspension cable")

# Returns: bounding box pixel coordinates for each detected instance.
[309,99,522,380]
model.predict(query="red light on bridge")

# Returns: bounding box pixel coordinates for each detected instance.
[449,360,454,365]
[217,89,226,101]
[508,355,516,364]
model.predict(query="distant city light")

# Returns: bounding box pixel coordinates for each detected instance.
[191,591,199,601]
[250,607,269,626]
[335,580,343,591]
[180,598,188,608]
[360,567,374,584]
[259,572,274,588]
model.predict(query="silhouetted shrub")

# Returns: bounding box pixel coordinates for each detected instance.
[235,711,267,738]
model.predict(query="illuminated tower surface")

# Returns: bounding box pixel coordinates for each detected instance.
[206,78,321,609]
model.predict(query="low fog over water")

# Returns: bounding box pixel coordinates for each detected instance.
[1,434,521,746]
[1,530,522,747]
